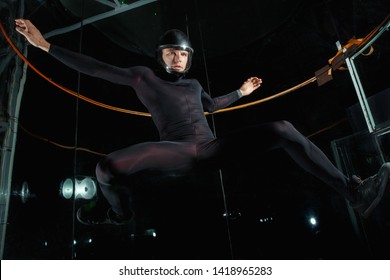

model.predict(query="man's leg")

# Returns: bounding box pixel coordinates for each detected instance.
[202,120,389,218]
[78,141,197,225]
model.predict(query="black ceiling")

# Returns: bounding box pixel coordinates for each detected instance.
[24,0,390,58]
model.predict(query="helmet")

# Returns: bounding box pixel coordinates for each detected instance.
[156,29,194,76]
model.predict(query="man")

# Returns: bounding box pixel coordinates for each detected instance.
[15,19,390,225]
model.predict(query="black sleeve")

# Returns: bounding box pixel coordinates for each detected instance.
[201,87,242,112]
[48,44,139,86]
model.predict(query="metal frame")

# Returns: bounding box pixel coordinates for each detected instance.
[44,0,158,39]
[343,18,390,133]
[331,17,390,247]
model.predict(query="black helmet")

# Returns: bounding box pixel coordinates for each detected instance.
[156,29,194,76]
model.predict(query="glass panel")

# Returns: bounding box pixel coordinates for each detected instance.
[331,127,390,257]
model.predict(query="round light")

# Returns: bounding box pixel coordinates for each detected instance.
[61,178,74,199]
[60,177,97,200]
[75,177,97,199]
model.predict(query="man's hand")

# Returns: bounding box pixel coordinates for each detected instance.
[239,77,262,96]
[15,19,51,52]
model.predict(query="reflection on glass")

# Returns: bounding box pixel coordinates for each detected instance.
[12,181,33,203]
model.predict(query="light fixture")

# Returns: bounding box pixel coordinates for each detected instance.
[60,176,97,200]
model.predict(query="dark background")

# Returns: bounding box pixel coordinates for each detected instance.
[1,0,390,259]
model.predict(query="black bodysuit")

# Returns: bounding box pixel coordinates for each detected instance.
[49,45,348,216]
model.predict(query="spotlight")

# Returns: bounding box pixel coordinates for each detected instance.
[59,176,97,200]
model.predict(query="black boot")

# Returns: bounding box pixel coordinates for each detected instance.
[348,162,390,218]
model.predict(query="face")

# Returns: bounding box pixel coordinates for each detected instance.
[161,48,189,72]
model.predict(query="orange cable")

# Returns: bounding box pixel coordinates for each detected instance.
[18,123,106,156]
[1,21,316,117]
[3,15,387,155]
[2,13,388,117]
[0,22,151,117]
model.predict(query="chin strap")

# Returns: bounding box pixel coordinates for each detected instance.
[164,64,186,77]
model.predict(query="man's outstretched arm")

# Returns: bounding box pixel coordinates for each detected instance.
[15,19,51,52]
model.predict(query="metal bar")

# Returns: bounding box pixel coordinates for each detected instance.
[344,56,376,132]
[112,0,122,6]
[352,18,390,60]
[95,0,118,9]
[338,17,390,136]
[43,0,158,39]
